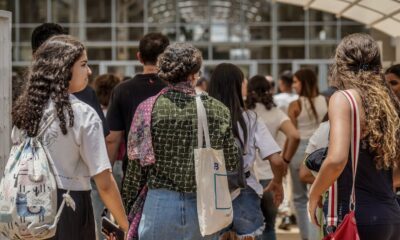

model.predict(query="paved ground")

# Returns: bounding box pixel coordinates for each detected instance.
[276,224,301,240]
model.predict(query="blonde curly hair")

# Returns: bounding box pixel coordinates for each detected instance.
[330,33,400,169]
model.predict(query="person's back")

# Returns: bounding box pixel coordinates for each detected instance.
[296,95,327,139]
[308,33,400,240]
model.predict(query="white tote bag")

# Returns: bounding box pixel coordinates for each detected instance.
[194,95,233,237]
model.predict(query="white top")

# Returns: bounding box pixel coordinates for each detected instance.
[297,95,328,140]
[305,121,330,154]
[274,92,298,114]
[238,111,281,196]
[11,95,111,191]
[252,104,289,180]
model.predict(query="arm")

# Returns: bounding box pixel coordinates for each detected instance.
[308,92,351,225]
[288,100,300,127]
[264,153,285,206]
[106,130,123,165]
[299,160,315,184]
[93,170,129,232]
[280,119,300,162]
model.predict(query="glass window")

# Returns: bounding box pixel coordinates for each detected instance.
[278,4,304,22]
[87,47,112,60]
[278,26,305,39]
[243,0,271,23]
[211,0,241,23]
[195,46,209,60]
[178,0,209,24]
[256,64,272,77]
[248,46,271,59]
[118,0,144,23]
[86,0,111,23]
[308,9,335,22]
[309,45,337,59]
[86,28,112,41]
[19,27,35,42]
[278,63,292,76]
[20,0,47,23]
[178,24,209,41]
[117,47,139,60]
[246,26,271,40]
[52,0,77,23]
[210,24,242,42]
[279,46,305,59]
[117,27,143,42]
[88,65,99,84]
[309,24,337,40]
[149,25,177,41]
[212,44,241,60]
[341,23,368,37]
[19,46,33,61]
[148,0,176,23]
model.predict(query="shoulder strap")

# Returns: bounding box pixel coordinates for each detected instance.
[196,94,211,149]
[326,90,360,230]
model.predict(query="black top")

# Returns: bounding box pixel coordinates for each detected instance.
[106,73,166,143]
[73,86,109,137]
[337,140,400,226]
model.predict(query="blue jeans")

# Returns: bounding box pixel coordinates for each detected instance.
[230,186,265,237]
[138,188,219,240]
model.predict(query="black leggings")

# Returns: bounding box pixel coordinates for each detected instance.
[358,224,400,240]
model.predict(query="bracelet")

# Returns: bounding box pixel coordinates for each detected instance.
[283,158,290,164]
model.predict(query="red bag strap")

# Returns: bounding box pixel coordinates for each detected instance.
[326,90,360,228]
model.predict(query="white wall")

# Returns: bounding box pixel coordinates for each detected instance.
[0,10,12,175]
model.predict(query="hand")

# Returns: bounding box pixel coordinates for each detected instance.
[105,232,127,240]
[282,161,289,176]
[308,193,323,227]
[264,179,284,207]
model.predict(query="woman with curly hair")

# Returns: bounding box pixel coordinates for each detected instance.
[308,33,400,239]
[246,75,300,240]
[127,43,239,240]
[12,35,128,239]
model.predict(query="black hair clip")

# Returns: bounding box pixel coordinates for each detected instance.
[359,63,370,71]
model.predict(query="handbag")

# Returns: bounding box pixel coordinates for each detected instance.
[194,94,233,236]
[227,138,247,194]
[323,90,360,240]
[305,146,328,173]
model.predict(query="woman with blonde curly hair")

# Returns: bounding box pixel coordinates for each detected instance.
[127,43,239,239]
[12,35,128,239]
[308,33,400,239]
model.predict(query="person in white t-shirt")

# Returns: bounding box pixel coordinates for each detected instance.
[209,63,284,240]
[274,70,298,114]
[246,75,300,240]
[11,35,128,239]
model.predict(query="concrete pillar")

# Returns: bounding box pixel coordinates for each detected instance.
[395,37,400,63]
[0,10,12,175]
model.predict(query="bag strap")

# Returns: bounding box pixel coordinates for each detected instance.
[341,90,360,210]
[196,94,211,148]
[326,90,360,229]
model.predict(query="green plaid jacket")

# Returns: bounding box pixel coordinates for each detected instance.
[122,90,239,211]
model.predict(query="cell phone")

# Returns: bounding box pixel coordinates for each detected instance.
[101,217,125,240]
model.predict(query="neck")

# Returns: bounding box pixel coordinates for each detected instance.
[142,65,158,74]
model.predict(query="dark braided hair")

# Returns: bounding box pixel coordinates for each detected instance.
[246,75,276,110]
[12,35,85,137]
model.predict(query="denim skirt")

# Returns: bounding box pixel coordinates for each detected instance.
[230,186,265,237]
[138,188,220,240]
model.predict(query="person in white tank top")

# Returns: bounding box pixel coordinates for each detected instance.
[288,69,328,240]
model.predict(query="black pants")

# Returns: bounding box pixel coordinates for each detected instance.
[49,189,96,240]
[358,224,400,240]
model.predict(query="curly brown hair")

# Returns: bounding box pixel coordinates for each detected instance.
[246,75,276,110]
[94,74,121,107]
[12,35,85,137]
[330,33,400,169]
[157,43,202,84]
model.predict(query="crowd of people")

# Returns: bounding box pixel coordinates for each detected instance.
[5,22,400,240]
